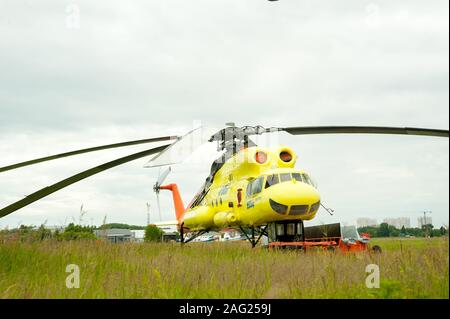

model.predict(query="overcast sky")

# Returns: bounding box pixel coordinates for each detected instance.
[0,0,448,229]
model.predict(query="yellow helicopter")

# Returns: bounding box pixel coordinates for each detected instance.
[0,125,448,247]
[151,125,449,247]
[154,144,321,246]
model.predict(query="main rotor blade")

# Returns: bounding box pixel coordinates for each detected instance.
[0,144,171,218]
[0,135,178,173]
[145,127,209,168]
[281,126,449,138]
[157,166,172,186]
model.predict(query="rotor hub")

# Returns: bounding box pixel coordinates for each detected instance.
[209,125,281,152]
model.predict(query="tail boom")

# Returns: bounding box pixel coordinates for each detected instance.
[159,183,186,223]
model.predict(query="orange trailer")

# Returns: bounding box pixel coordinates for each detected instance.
[267,222,381,252]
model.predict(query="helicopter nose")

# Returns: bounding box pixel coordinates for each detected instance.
[267,181,320,216]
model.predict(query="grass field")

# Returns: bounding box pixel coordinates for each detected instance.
[0,237,448,299]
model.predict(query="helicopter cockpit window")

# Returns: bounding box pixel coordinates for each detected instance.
[280,173,292,183]
[247,176,264,196]
[265,174,280,189]
[292,173,303,182]
[301,173,317,188]
[246,181,252,197]
[252,176,264,195]
[301,174,312,185]
[218,185,229,196]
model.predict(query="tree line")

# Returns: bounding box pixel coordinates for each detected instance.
[0,223,96,242]
[0,223,171,243]
[358,223,448,238]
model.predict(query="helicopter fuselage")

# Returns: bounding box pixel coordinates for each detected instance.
[175,146,321,232]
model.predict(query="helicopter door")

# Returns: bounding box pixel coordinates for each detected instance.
[246,177,264,197]
[244,177,265,210]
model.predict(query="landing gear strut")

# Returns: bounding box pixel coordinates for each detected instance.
[179,224,208,244]
[239,225,269,248]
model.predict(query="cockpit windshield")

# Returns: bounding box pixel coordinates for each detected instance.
[248,172,316,195]
[292,173,302,182]
[302,173,317,188]
[264,172,316,189]
[265,174,279,188]
[279,173,291,183]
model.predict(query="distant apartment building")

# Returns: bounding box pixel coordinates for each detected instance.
[356,218,378,228]
[383,217,411,229]
[418,216,433,228]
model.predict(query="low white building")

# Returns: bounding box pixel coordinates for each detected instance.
[131,230,145,242]
[94,229,135,243]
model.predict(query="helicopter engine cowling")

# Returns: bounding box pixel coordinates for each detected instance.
[213,211,239,228]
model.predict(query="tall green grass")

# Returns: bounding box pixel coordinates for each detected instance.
[0,237,448,298]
